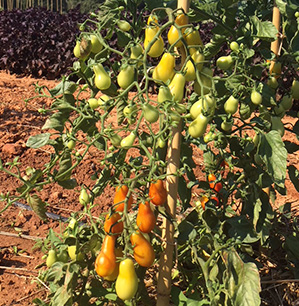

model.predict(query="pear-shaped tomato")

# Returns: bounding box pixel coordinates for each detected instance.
[185,28,203,47]
[88,98,99,110]
[190,95,215,119]
[113,185,133,212]
[79,187,90,205]
[104,212,123,235]
[149,179,167,206]
[154,53,175,83]
[188,113,209,138]
[291,80,299,100]
[157,86,173,103]
[46,249,57,267]
[144,27,164,58]
[104,247,123,281]
[216,55,233,70]
[251,90,262,105]
[143,103,159,123]
[90,34,103,54]
[136,201,156,233]
[267,76,278,89]
[73,38,92,60]
[117,20,131,32]
[224,95,239,115]
[117,65,135,89]
[130,231,155,267]
[115,259,138,300]
[95,235,116,278]
[120,132,136,149]
[168,73,186,102]
[221,119,233,132]
[280,95,293,110]
[93,63,111,90]
[130,44,143,59]
[167,14,188,48]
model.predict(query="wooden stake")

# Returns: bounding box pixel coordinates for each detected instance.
[269,2,281,73]
[156,0,190,305]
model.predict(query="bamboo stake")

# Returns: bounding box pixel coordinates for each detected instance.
[269,1,281,73]
[156,0,190,305]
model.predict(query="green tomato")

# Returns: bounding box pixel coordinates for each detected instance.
[267,76,278,89]
[67,140,76,150]
[123,105,137,117]
[271,116,285,136]
[291,80,299,100]
[188,113,209,138]
[203,131,213,143]
[230,41,239,52]
[221,119,233,132]
[216,55,233,70]
[280,95,293,111]
[156,137,166,148]
[90,34,103,54]
[224,95,239,115]
[117,65,135,89]
[46,250,57,268]
[117,20,131,32]
[111,133,122,147]
[251,90,262,105]
[79,187,90,205]
[58,250,69,263]
[274,104,285,118]
[120,132,136,149]
[143,103,159,123]
[158,86,173,103]
[190,95,215,119]
[88,98,99,110]
[253,133,260,147]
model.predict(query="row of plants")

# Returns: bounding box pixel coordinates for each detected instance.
[1,0,299,305]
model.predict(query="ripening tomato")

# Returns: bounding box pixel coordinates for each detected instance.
[90,34,103,54]
[104,247,123,281]
[269,61,281,78]
[93,63,111,90]
[154,53,175,83]
[79,187,90,205]
[95,235,116,278]
[149,179,167,206]
[185,28,203,47]
[144,26,164,58]
[210,196,219,206]
[136,201,156,233]
[120,132,136,149]
[230,41,239,52]
[267,76,278,89]
[46,249,57,267]
[167,14,188,48]
[113,185,133,211]
[208,173,223,192]
[221,119,233,132]
[157,86,173,103]
[117,20,131,32]
[104,212,123,234]
[115,259,138,300]
[130,231,155,267]
[200,196,208,210]
[168,73,186,102]
[143,103,159,123]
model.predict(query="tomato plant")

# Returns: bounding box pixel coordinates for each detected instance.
[1,0,299,305]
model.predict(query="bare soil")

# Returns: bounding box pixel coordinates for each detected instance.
[0,70,299,305]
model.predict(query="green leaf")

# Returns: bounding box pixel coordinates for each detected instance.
[288,165,299,193]
[284,235,299,261]
[258,131,287,188]
[56,150,72,181]
[275,0,286,15]
[250,16,278,41]
[58,178,77,190]
[52,285,72,306]
[49,80,77,96]
[177,220,197,244]
[223,249,261,306]
[32,298,48,306]
[178,176,191,211]
[26,133,51,148]
[26,194,47,220]
[42,111,70,132]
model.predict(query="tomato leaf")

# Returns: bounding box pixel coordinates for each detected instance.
[258,131,287,188]
[26,133,51,148]
[223,249,261,306]
[26,194,47,220]
[42,110,70,132]
[288,165,299,193]
[249,16,278,41]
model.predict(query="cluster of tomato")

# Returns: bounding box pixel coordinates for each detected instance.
[94,180,166,301]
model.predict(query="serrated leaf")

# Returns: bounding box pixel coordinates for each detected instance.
[258,131,287,188]
[57,178,77,190]
[250,16,278,41]
[177,220,197,244]
[56,150,72,181]
[26,133,51,148]
[26,194,47,220]
[52,285,71,306]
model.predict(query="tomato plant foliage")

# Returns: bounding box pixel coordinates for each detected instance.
[0,0,299,305]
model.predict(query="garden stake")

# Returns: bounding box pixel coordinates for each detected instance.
[270,1,281,74]
[157,0,190,304]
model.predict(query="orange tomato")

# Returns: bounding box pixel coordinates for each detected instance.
[136,201,156,233]
[210,196,219,206]
[149,179,167,206]
[95,235,116,278]
[200,196,209,210]
[130,231,155,267]
[208,174,223,193]
[104,247,123,281]
[104,212,123,235]
[167,14,188,48]
[114,185,133,212]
